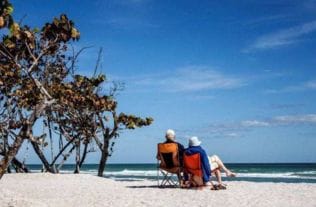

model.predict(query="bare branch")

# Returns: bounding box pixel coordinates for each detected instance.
[93,135,103,151]
[70,45,93,76]
[93,47,103,77]
[24,40,36,61]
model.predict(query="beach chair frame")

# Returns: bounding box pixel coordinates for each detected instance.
[157,143,182,188]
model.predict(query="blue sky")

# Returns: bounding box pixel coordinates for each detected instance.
[10,0,316,163]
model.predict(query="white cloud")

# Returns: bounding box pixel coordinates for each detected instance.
[166,67,244,92]
[241,120,270,127]
[305,80,316,89]
[246,20,316,51]
[274,114,316,124]
[112,66,244,93]
[241,114,316,128]
[263,86,302,94]
[225,132,239,137]
[189,95,215,101]
[195,114,316,138]
[244,14,289,26]
[269,103,305,109]
[264,79,316,94]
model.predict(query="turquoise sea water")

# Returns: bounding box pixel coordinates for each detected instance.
[24,163,316,183]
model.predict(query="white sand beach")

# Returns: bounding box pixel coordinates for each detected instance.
[0,174,316,207]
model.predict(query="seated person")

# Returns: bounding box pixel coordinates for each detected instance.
[208,154,236,188]
[157,129,184,167]
[184,136,236,190]
[157,129,185,185]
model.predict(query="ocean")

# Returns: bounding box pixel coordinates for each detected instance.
[24,163,316,183]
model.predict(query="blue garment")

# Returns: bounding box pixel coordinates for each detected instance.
[185,146,211,183]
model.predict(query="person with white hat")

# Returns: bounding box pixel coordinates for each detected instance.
[185,136,236,190]
[185,136,211,186]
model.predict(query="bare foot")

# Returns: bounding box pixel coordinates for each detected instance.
[216,184,227,190]
[226,171,236,177]
[181,181,191,188]
[210,185,219,190]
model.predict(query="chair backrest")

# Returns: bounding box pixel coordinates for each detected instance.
[157,143,180,169]
[183,153,202,177]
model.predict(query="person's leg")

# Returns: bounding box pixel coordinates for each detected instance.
[177,172,184,187]
[213,169,222,184]
[211,155,236,177]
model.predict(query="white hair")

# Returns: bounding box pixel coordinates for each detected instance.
[165,129,175,140]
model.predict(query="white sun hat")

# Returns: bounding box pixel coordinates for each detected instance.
[165,129,175,140]
[189,136,201,147]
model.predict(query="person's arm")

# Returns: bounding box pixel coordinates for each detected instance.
[200,149,211,180]
[156,144,161,160]
[178,143,185,156]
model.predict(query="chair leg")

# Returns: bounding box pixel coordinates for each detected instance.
[158,169,181,188]
[157,166,159,187]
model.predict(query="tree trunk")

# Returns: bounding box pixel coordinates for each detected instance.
[12,164,19,173]
[51,139,74,166]
[0,89,53,179]
[12,157,29,173]
[57,145,75,172]
[98,128,110,177]
[0,151,29,173]
[79,142,88,168]
[74,142,80,174]
[97,142,109,177]
[31,141,56,173]
[0,135,24,179]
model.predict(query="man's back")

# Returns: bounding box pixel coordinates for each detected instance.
[164,139,184,166]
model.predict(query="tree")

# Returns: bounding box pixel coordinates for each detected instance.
[0,0,153,179]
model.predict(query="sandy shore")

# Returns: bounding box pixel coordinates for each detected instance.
[0,174,315,207]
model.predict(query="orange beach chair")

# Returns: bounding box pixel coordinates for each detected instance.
[157,143,182,187]
[183,153,204,187]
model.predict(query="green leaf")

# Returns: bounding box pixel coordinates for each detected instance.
[33,27,40,33]
[6,5,14,15]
